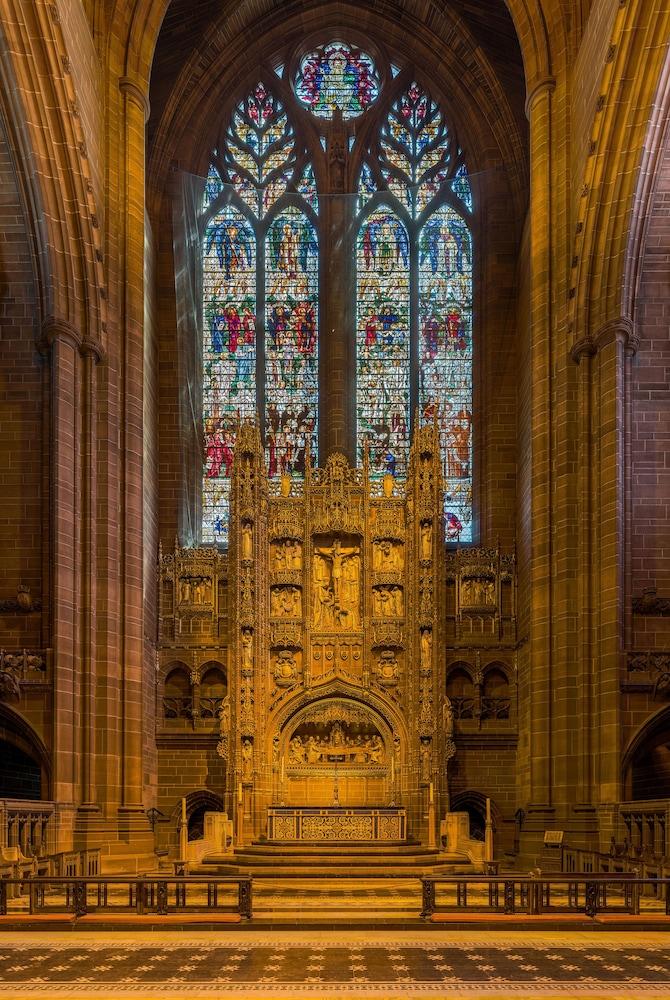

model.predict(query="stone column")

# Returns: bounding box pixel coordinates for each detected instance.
[118,77,149,816]
[319,114,355,463]
[41,319,82,846]
[525,77,556,823]
[79,341,103,811]
[593,318,634,841]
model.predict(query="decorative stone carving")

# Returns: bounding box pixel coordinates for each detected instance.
[376,649,399,687]
[273,649,299,687]
[0,585,42,614]
[270,585,302,619]
[312,537,360,630]
[373,540,403,572]
[373,585,403,618]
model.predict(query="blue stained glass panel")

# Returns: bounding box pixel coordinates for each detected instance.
[295,42,379,120]
[418,206,473,541]
[265,208,319,478]
[356,210,411,479]
[202,208,257,545]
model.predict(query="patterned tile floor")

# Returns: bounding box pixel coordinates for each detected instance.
[0,931,669,998]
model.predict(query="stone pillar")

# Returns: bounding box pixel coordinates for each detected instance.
[41,319,82,840]
[525,77,556,824]
[118,77,149,817]
[320,115,355,463]
[572,338,596,810]
[79,341,103,811]
[594,319,635,832]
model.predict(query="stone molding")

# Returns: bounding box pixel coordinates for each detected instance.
[119,77,151,123]
[570,315,637,364]
[524,75,556,117]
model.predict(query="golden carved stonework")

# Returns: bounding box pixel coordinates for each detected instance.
[157,420,516,847]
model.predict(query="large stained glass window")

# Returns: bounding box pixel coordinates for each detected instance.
[201,83,318,544]
[356,80,473,540]
[201,49,475,546]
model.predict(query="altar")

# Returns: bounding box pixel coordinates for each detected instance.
[267,807,407,842]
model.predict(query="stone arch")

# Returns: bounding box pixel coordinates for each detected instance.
[268,680,409,763]
[451,789,502,840]
[179,789,225,840]
[161,660,192,723]
[621,705,670,800]
[570,2,670,344]
[0,0,106,345]
[0,703,51,800]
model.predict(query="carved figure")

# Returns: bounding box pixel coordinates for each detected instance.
[288,736,306,763]
[218,695,231,735]
[382,472,394,497]
[241,738,253,779]
[180,579,192,604]
[420,627,432,671]
[420,521,432,560]
[442,695,454,738]
[314,538,358,604]
[280,472,292,497]
[16,585,33,612]
[240,628,253,672]
[241,522,253,561]
[420,740,431,782]
[374,539,402,571]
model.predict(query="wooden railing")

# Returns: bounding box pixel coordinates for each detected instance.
[420,874,669,918]
[0,875,252,919]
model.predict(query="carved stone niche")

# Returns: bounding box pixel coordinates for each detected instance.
[270,585,302,619]
[271,539,303,573]
[178,575,214,608]
[372,539,404,574]
[460,575,496,613]
[372,584,404,619]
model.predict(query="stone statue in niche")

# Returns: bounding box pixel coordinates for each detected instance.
[461,577,495,607]
[274,649,298,687]
[420,627,432,671]
[382,472,394,497]
[442,695,454,738]
[240,628,254,673]
[271,586,302,618]
[241,522,253,561]
[377,649,399,687]
[420,521,432,561]
[373,539,403,572]
[420,738,432,782]
[179,578,192,604]
[280,472,292,497]
[241,738,253,780]
[273,539,302,571]
[373,585,403,618]
[218,694,231,735]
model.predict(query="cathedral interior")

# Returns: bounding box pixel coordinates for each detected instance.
[0,0,670,995]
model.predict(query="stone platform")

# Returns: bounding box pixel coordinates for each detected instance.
[198,840,473,878]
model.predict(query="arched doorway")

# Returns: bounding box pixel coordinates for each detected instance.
[623,706,670,800]
[0,705,50,800]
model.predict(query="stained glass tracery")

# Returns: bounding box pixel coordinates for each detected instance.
[356,80,473,540]
[295,42,379,120]
[356,209,411,478]
[201,81,319,545]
